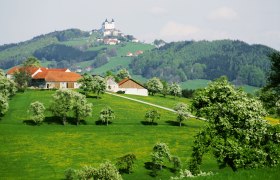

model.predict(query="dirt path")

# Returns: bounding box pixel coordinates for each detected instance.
[106,92,206,121]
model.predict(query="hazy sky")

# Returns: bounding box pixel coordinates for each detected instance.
[1,0,280,50]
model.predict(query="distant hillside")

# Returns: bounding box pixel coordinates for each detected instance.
[0,27,147,71]
[130,40,277,87]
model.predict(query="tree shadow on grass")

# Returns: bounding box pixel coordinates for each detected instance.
[44,117,87,125]
[23,120,37,126]
[44,116,63,125]
[144,162,168,177]
[140,121,158,126]
[95,120,112,125]
[165,120,186,127]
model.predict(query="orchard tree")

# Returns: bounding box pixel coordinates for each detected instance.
[174,103,191,127]
[93,161,122,180]
[50,89,75,125]
[79,74,106,98]
[14,57,41,91]
[189,77,280,175]
[0,69,17,97]
[28,101,45,125]
[161,80,169,97]
[116,154,137,174]
[13,69,32,91]
[116,68,130,82]
[151,143,172,171]
[146,77,163,96]
[144,109,160,125]
[169,82,182,99]
[92,76,106,97]
[0,93,9,116]
[72,93,92,125]
[78,74,94,96]
[99,106,115,126]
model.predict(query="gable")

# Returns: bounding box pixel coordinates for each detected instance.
[118,78,145,89]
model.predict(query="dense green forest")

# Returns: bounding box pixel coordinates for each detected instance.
[130,40,276,87]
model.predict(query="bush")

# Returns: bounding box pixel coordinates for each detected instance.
[117,90,125,94]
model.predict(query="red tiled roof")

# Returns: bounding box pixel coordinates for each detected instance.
[33,71,81,82]
[6,66,40,75]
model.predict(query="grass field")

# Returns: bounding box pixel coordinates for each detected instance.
[0,90,279,179]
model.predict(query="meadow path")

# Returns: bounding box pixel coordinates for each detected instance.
[106,92,206,120]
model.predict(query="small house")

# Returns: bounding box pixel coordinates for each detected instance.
[106,78,148,96]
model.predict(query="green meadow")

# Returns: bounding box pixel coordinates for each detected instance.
[0,90,279,179]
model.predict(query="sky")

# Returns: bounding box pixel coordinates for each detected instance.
[0,0,280,50]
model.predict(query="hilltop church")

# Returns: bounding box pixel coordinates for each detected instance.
[101,18,122,37]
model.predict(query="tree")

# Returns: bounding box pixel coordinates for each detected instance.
[161,80,169,97]
[116,154,137,174]
[99,106,115,126]
[153,39,166,48]
[144,109,160,125]
[146,77,163,96]
[23,56,41,67]
[50,89,75,125]
[28,101,45,125]
[189,77,280,175]
[78,73,94,96]
[93,161,123,180]
[267,52,280,93]
[92,76,106,97]
[0,93,9,116]
[169,82,182,99]
[72,93,92,125]
[78,74,106,98]
[173,103,191,127]
[13,68,32,91]
[151,143,172,171]
[0,69,17,97]
[116,68,130,82]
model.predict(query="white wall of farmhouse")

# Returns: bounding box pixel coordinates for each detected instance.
[119,88,148,96]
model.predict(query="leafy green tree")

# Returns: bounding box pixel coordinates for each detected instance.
[171,156,182,172]
[99,106,115,126]
[151,143,172,171]
[146,77,163,96]
[169,82,182,99]
[92,76,106,97]
[267,52,280,93]
[50,89,75,125]
[116,154,137,174]
[94,161,123,180]
[0,69,17,97]
[23,56,41,67]
[78,73,94,96]
[13,69,32,91]
[72,93,92,125]
[161,80,169,97]
[28,101,45,125]
[116,68,131,82]
[0,93,9,116]
[174,103,191,127]
[79,74,106,97]
[189,77,280,175]
[144,109,160,125]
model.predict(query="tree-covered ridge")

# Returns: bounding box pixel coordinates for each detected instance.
[130,40,276,87]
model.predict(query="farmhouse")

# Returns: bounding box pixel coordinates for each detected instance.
[6,67,81,89]
[106,77,148,96]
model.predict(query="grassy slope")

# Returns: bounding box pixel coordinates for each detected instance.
[0,90,205,179]
[1,90,279,179]
[91,42,154,75]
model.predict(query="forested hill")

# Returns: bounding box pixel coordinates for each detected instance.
[130,40,277,87]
